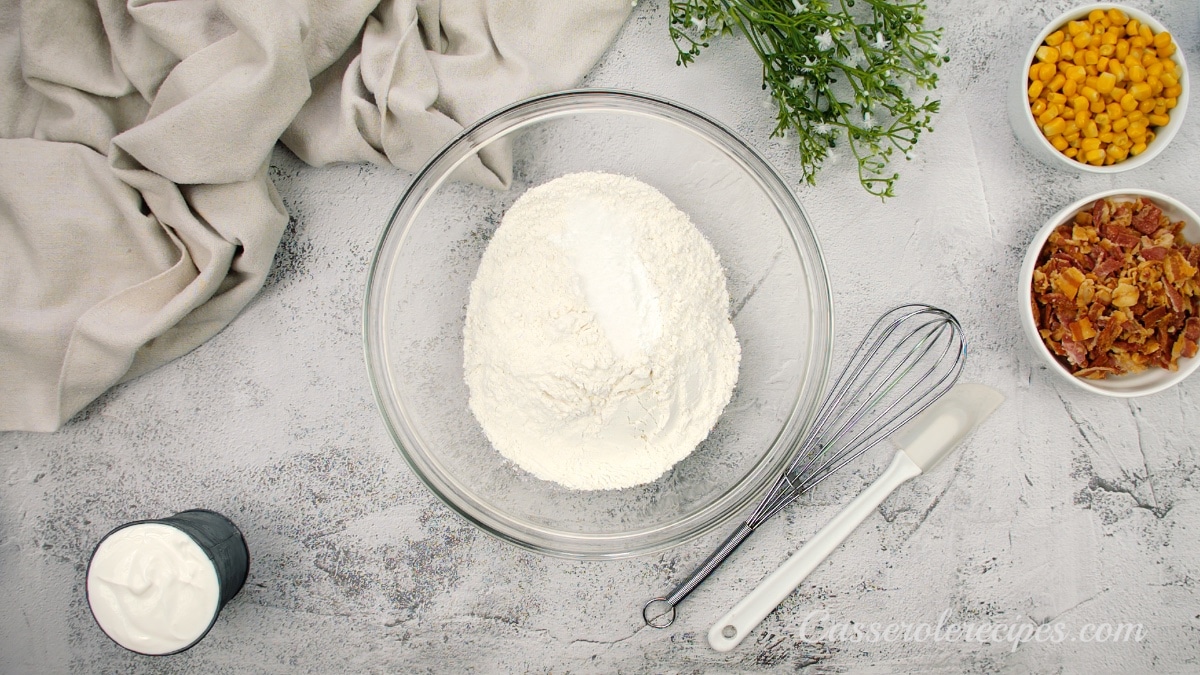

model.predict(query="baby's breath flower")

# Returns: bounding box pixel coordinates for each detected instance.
[668,0,945,197]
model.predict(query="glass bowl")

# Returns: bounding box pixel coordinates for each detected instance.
[364,89,832,559]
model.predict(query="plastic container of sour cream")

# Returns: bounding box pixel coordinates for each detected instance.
[86,510,249,655]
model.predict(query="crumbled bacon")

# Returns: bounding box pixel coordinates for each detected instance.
[1032,197,1199,378]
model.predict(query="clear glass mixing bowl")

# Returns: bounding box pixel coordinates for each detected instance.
[364,90,832,559]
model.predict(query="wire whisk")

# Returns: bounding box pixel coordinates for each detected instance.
[643,304,966,628]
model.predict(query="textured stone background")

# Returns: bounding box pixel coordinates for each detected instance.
[3,0,1200,672]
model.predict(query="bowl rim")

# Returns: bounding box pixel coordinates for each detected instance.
[1018,188,1200,397]
[363,88,834,559]
[1013,2,1189,173]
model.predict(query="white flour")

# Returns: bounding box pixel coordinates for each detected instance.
[463,172,741,491]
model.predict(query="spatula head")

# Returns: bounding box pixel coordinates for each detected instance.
[890,383,1004,473]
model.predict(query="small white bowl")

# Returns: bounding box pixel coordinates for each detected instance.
[1008,3,1189,173]
[1019,189,1200,397]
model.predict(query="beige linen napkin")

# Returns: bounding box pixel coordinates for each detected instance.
[0,0,631,432]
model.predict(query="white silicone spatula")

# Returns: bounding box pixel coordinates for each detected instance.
[707,383,1004,652]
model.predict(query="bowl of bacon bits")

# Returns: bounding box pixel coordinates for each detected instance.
[1021,189,1200,396]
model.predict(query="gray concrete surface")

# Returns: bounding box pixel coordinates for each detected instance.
[4,0,1200,671]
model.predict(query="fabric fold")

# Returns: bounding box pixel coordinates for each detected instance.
[0,0,632,432]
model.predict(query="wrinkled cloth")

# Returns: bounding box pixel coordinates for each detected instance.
[0,0,631,432]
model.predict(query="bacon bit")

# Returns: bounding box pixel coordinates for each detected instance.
[1069,318,1097,341]
[1053,267,1087,300]
[1032,197,1198,378]
[1141,246,1168,261]
[1131,200,1163,234]
[1186,317,1200,342]
[1075,366,1117,379]
[1061,336,1088,366]
[1164,281,1185,313]
[1100,222,1142,249]
[1182,340,1199,359]
[1093,253,1125,279]
[1142,306,1168,327]
[1164,251,1197,284]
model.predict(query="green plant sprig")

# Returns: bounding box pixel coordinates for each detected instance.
[670,0,949,198]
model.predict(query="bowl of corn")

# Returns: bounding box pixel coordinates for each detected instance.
[1008,4,1187,172]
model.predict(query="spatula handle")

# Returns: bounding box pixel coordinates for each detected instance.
[707,451,922,652]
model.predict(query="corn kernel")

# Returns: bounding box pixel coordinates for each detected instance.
[1085,148,1106,164]
[1128,64,1147,82]
[1164,85,1182,99]
[1043,117,1067,137]
[1048,74,1066,92]
[1161,58,1176,73]
[1088,9,1106,23]
[1098,131,1114,143]
[1164,96,1178,108]
[1147,61,1163,77]
[1047,92,1068,105]
[1113,131,1129,148]
[1153,31,1172,49]
[1153,101,1166,116]
[1131,142,1148,155]
[1091,99,1106,114]
[1139,25,1153,43]
[1028,81,1044,99]
[1063,79,1079,97]
[1066,65,1087,82]
[1031,99,1047,116]
[1080,85,1100,103]
[1107,60,1126,81]
[1060,41,1076,61]
[1094,113,1110,126]
[1106,102,1124,119]
[1108,9,1128,25]
[1148,113,1170,127]
[1119,93,1138,111]
[1123,81,1152,100]
[1116,40,1130,61]
[1139,98,1156,114]
[1096,72,1116,94]
[1037,46,1060,63]
[1050,134,1069,151]
[1125,19,1139,37]
[1098,44,1115,58]
[1081,137,1101,151]
[1112,117,1129,132]
[1065,147,1079,158]
[1045,30,1065,47]
[1082,49,1099,65]
[1039,106,1060,125]
[1068,20,1088,36]
[1160,72,1177,87]
[1101,30,1119,46]
[1127,121,1147,138]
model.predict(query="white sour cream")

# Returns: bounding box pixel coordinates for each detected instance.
[87,523,221,654]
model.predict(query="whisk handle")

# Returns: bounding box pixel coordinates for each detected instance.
[708,451,922,651]
[643,521,755,628]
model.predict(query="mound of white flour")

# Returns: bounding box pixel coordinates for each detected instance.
[463,172,740,490]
